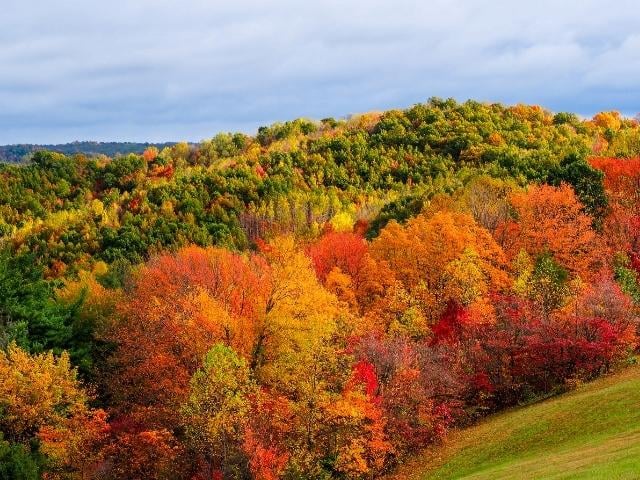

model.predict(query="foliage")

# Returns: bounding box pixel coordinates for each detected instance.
[181,344,255,478]
[0,344,106,478]
[1,99,639,478]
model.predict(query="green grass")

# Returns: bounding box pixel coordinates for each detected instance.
[388,365,640,480]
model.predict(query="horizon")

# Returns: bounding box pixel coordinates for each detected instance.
[2,100,638,146]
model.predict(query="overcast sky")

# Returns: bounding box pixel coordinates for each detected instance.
[2,0,640,144]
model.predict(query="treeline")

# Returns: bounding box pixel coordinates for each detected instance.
[0,141,180,164]
[1,99,640,479]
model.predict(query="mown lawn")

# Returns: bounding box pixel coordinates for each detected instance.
[388,365,640,480]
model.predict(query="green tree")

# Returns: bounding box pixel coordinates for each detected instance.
[553,153,608,225]
[0,434,40,480]
[0,251,66,352]
[181,344,256,478]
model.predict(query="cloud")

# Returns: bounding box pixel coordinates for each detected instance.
[1,0,639,143]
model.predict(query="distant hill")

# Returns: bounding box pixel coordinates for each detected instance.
[387,364,640,480]
[0,141,179,163]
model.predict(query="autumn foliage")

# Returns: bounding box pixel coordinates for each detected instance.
[2,101,640,478]
[499,184,603,279]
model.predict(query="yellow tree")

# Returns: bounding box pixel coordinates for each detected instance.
[0,344,108,477]
[370,211,508,322]
[255,236,341,382]
[321,390,391,478]
[0,344,89,444]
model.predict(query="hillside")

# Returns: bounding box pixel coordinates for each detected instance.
[389,365,640,480]
[1,100,640,478]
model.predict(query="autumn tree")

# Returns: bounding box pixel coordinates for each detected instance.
[306,231,369,284]
[100,427,183,480]
[461,175,513,233]
[353,335,461,454]
[321,388,391,477]
[181,344,256,479]
[104,240,348,477]
[104,246,267,429]
[243,392,292,480]
[55,266,122,378]
[0,344,107,478]
[590,157,640,257]
[501,184,603,280]
[253,236,342,385]
[370,211,508,323]
[529,253,572,320]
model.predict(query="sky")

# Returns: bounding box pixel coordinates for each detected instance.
[2,0,640,144]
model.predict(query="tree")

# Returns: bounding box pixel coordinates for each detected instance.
[590,157,640,257]
[461,175,513,232]
[104,240,346,477]
[321,389,391,477]
[106,286,240,429]
[38,410,109,479]
[181,344,255,479]
[0,250,68,354]
[100,427,182,480]
[243,392,292,480]
[0,344,89,444]
[0,344,107,478]
[572,275,638,327]
[553,154,608,224]
[254,236,341,385]
[0,434,40,480]
[353,335,461,454]
[105,246,267,429]
[370,211,508,322]
[529,252,571,319]
[613,254,640,303]
[306,231,368,285]
[55,267,122,378]
[501,184,603,280]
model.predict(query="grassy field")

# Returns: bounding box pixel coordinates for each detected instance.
[388,365,640,480]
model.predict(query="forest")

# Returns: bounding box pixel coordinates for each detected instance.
[1,98,640,479]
